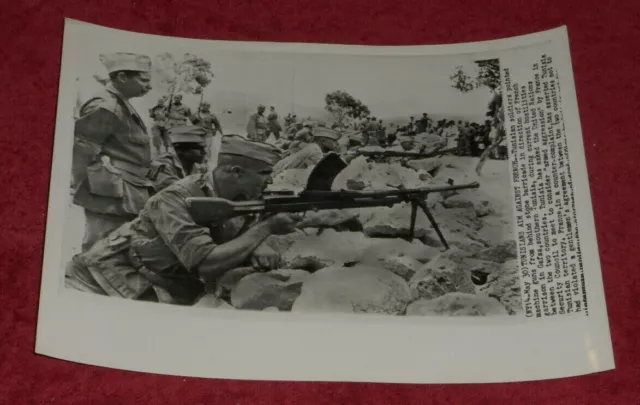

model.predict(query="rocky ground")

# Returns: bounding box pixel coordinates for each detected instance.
[62,133,520,317]
[203,143,521,317]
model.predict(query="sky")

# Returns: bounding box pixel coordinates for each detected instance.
[71,22,496,130]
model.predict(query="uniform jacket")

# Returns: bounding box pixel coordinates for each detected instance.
[72,83,152,217]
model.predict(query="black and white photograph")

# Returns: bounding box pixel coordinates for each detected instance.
[35,20,614,384]
[61,25,518,317]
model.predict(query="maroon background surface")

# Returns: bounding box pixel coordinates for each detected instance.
[1,0,639,403]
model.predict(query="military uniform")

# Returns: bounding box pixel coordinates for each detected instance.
[246,112,269,142]
[66,135,282,306]
[166,102,192,128]
[72,54,153,252]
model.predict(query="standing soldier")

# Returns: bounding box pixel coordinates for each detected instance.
[267,106,282,140]
[246,104,269,141]
[149,97,169,156]
[165,94,193,129]
[148,125,209,193]
[72,52,154,252]
[192,101,223,157]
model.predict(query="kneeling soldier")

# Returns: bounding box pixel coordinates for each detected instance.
[65,135,302,306]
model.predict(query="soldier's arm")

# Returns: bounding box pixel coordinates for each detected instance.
[146,190,274,284]
[212,115,223,134]
[72,99,119,187]
[148,161,181,193]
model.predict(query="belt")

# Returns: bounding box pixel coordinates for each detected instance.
[110,159,151,178]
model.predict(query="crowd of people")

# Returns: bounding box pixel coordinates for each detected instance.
[66,51,506,307]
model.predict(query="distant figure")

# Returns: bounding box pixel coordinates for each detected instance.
[267,106,282,140]
[477,92,506,175]
[165,94,193,129]
[246,104,269,141]
[149,97,169,156]
[191,101,223,156]
[407,116,416,136]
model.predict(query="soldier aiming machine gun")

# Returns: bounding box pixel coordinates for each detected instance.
[186,153,479,250]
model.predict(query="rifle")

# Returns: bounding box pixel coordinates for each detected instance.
[351,147,458,160]
[185,153,480,249]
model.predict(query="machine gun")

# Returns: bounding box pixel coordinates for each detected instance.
[350,147,458,160]
[186,153,479,249]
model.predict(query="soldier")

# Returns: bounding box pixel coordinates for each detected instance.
[267,106,282,140]
[272,127,341,176]
[191,101,223,156]
[148,125,209,193]
[72,52,153,252]
[165,94,193,128]
[246,104,269,141]
[367,117,381,146]
[149,97,169,156]
[407,116,416,136]
[477,92,506,175]
[65,135,301,305]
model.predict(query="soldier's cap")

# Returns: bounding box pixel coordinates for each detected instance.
[313,127,341,142]
[99,53,152,74]
[168,126,207,144]
[219,135,281,166]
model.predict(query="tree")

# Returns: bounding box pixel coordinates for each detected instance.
[449,58,500,93]
[152,52,214,113]
[324,90,371,127]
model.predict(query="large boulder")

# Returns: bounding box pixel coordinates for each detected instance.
[230,269,311,311]
[413,133,447,154]
[406,158,443,175]
[376,255,423,281]
[270,167,314,193]
[472,240,518,263]
[476,259,522,315]
[292,265,412,315]
[361,202,434,239]
[281,230,375,271]
[406,293,509,316]
[332,157,425,191]
[408,248,476,300]
[360,238,442,264]
[214,266,258,298]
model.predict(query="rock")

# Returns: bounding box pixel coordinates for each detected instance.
[408,248,476,300]
[360,238,442,264]
[441,195,475,209]
[346,179,366,190]
[362,202,433,239]
[406,158,443,175]
[296,210,360,230]
[292,265,412,315]
[406,293,509,316]
[192,294,235,309]
[230,269,311,311]
[270,167,314,192]
[417,170,432,181]
[413,133,447,154]
[474,200,493,218]
[282,230,375,271]
[476,260,522,315]
[214,266,258,298]
[332,157,424,191]
[263,232,305,254]
[472,240,518,263]
[263,306,280,312]
[378,255,423,281]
